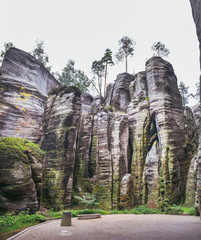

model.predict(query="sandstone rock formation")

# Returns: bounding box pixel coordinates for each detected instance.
[190,0,201,206]
[0,47,199,211]
[0,138,43,214]
[40,57,198,210]
[0,48,59,142]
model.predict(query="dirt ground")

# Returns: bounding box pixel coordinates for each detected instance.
[8,214,201,240]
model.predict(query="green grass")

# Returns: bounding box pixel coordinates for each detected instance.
[0,212,45,233]
[0,205,197,234]
[168,205,196,215]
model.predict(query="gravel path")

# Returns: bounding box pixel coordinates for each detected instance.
[8,214,201,240]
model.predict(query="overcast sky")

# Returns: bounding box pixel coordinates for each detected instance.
[1,0,200,104]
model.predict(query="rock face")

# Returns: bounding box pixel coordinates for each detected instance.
[40,86,81,209]
[190,0,201,205]
[0,48,199,211]
[0,48,59,142]
[0,138,43,214]
[39,59,198,210]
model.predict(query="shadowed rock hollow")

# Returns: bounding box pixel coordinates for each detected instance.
[0,48,199,213]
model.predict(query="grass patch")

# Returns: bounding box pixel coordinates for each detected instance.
[168,205,196,215]
[0,212,45,233]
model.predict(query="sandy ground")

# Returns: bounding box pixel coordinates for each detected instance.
[8,214,201,240]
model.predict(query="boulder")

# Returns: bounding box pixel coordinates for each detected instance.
[0,137,43,213]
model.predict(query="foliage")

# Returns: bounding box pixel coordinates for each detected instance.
[178,81,193,107]
[0,42,15,63]
[101,48,114,96]
[0,137,45,157]
[115,36,135,73]
[168,205,196,215]
[91,60,105,96]
[192,82,200,101]
[151,41,170,57]
[58,60,92,92]
[31,40,49,67]
[0,212,45,232]
[74,193,98,209]
[158,198,170,213]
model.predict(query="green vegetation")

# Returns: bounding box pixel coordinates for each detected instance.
[115,36,135,73]
[74,193,98,209]
[0,42,15,63]
[178,81,193,107]
[0,212,45,233]
[0,205,196,235]
[0,137,45,158]
[57,59,92,92]
[151,41,170,58]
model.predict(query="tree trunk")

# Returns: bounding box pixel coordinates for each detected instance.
[104,63,108,97]
[98,75,102,97]
[125,54,128,73]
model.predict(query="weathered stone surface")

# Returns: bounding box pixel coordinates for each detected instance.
[120,174,134,209]
[127,71,150,205]
[75,93,94,190]
[190,0,201,207]
[0,48,59,142]
[110,73,134,112]
[41,86,81,209]
[146,57,185,204]
[190,0,201,69]
[185,154,198,206]
[0,46,199,211]
[0,137,42,213]
[92,111,112,209]
[110,113,129,208]
[144,141,160,208]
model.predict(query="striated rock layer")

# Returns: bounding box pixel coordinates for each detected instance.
[0,138,43,214]
[0,48,59,142]
[190,0,201,205]
[39,59,198,210]
[0,48,199,211]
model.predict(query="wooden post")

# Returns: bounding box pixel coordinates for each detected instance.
[61,211,71,226]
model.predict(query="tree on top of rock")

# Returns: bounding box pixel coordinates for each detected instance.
[91,60,105,97]
[58,59,92,93]
[31,40,49,67]
[101,48,114,97]
[0,42,15,63]
[115,36,135,73]
[151,41,170,58]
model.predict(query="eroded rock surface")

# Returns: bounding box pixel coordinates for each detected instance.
[0,48,199,211]
[41,86,81,209]
[0,48,59,142]
[0,138,42,213]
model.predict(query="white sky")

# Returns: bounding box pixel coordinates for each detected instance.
[1,0,200,104]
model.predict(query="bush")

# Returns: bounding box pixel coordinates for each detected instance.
[0,212,45,232]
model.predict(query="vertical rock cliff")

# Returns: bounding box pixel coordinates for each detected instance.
[0,47,199,211]
[189,0,201,205]
[0,48,59,142]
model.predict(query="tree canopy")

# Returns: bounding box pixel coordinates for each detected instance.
[115,36,135,73]
[91,60,105,96]
[151,41,170,57]
[178,81,192,107]
[58,59,92,93]
[31,40,49,67]
[101,48,114,96]
[0,42,15,63]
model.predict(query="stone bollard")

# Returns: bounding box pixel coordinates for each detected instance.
[61,211,71,226]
